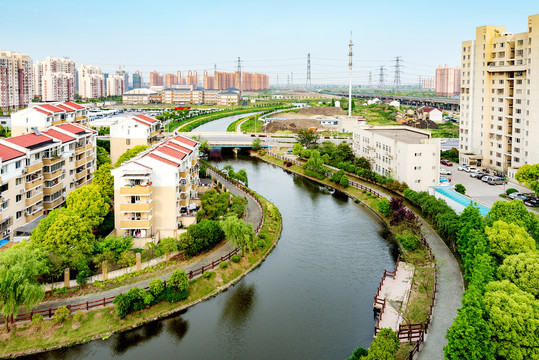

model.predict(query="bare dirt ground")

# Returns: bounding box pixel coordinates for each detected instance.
[265,119,324,133]
[298,107,346,116]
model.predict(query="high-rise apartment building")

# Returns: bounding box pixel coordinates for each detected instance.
[460,14,539,181]
[132,71,143,89]
[435,65,461,96]
[115,69,129,90]
[77,65,105,99]
[164,73,178,88]
[185,70,198,86]
[0,122,96,243]
[421,77,435,90]
[0,51,34,110]
[111,135,200,245]
[34,57,76,102]
[202,75,215,89]
[150,71,163,87]
[106,75,125,96]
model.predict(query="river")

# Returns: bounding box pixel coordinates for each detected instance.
[28,154,397,360]
[190,112,260,132]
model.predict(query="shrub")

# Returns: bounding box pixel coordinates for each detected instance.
[167,269,189,293]
[117,250,136,268]
[397,234,421,251]
[257,240,266,248]
[54,306,70,322]
[159,286,188,303]
[506,188,518,195]
[455,184,466,195]
[378,199,392,217]
[76,263,92,286]
[219,261,228,269]
[31,313,43,327]
[203,271,212,279]
[339,174,349,188]
[231,254,241,263]
[149,278,164,298]
[73,310,84,322]
[258,232,267,240]
[354,198,360,204]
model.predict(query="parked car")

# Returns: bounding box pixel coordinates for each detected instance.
[514,193,533,201]
[458,165,469,171]
[465,166,478,173]
[440,176,451,183]
[440,168,452,175]
[481,175,490,182]
[509,192,524,200]
[470,171,486,179]
[440,160,453,166]
[487,177,508,185]
[524,198,539,207]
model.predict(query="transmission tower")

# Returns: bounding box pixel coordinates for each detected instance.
[291,72,293,87]
[368,71,372,88]
[276,74,279,88]
[393,56,403,90]
[214,64,217,75]
[306,53,312,89]
[418,75,422,89]
[348,32,353,117]
[378,66,386,89]
[287,75,290,87]
[236,57,242,91]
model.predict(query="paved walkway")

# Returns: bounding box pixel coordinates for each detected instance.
[26,172,263,314]
[377,262,414,332]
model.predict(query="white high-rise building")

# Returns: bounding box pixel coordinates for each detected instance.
[460,14,539,181]
[77,65,105,99]
[34,57,76,102]
[106,75,125,96]
[0,51,34,110]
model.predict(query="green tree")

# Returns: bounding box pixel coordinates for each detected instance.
[66,184,110,227]
[94,235,134,259]
[296,128,320,148]
[93,163,114,200]
[339,174,349,187]
[483,280,539,360]
[114,145,149,167]
[0,242,48,331]
[31,208,95,272]
[485,221,536,262]
[334,143,355,163]
[355,156,371,170]
[498,252,539,297]
[303,150,326,178]
[181,220,225,256]
[485,200,539,242]
[221,216,256,253]
[252,137,262,151]
[366,328,400,360]
[167,269,189,293]
[515,163,539,196]
[455,184,466,194]
[292,142,303,155]
[96,145,111,168]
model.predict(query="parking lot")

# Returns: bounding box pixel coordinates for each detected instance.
[440,165,532,208]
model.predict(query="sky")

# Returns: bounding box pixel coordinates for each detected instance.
[1,0,538,86]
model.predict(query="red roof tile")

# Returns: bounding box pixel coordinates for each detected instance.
[63,102,85,110]
[43,129,76,143]
[156,145,186,160]
[134,114,157,123]
[146,153,179,167]
[133,119,151,127]
[35,108,52,115]
[6,133,55,148]
[173,135,197,147]
[0,144,25,161]
[55,104,75,112]
[37,104,64,113]
[56,123,87,135]
[167,141,192,154]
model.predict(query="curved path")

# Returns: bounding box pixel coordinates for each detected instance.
[29,174,263,314]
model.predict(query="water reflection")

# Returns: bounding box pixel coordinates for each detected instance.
[220,283,257,326]
[113,321,163,355]
[166,316,190,343]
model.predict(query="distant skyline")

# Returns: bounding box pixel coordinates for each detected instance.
[1,0,538,86]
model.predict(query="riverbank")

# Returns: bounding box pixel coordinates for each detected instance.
[0,178,282,359]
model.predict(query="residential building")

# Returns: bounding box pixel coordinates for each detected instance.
[418,106,443,123]
[10,101,89,136]
[203,75,215,89]
[242,72,270,91]
[219,90,241,106]
[352,126,440,192]
[150,71,163,87]
[115,70,129,90]
[122,88,159,105]
[459,14,539,181]
[421,77,435,91]
[34,57,76,102]
[164,73,178,88]
[0,51,34,110]
[106,75,125,96]
[185,71,198,86]
[132,71,143,89]
[77,65,105,99]
[111,135,200,246]
[161,89,191,104]
[435,65,461,96]
[109,114,162,164]
[0,123,96,243]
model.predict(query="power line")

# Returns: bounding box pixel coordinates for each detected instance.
[393,56,403,90]
[378,66,386,89]
[236,57,242,92]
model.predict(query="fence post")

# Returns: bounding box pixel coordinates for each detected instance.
[86,301,89,311]
[49,308,52,318]
[103,298,106,307]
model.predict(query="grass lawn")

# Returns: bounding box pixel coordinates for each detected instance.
[240,117,264,133]
[430,121,459,138]
[352,104,398,125]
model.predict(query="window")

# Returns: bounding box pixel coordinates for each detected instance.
[16,194,22,203]
[414,166,422,170]
[16,211,22,219]
[126,139,131,145]
[414,153,422,157]
[15,178,22,186]
[0,166,6,174]
[15,161,21,169]
[34,153,39,160]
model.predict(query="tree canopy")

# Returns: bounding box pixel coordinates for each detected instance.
[515,163,539,196]
[303,150,326,178]
[66,184,110,227]
[0,241,48,330]
[93,162,114,200]
[296,128,320,148]
[485,220,536,262]
[498,252,539,297]
[485,200,539,242]
[96,145,111,168]
[365,328,400,360]
[221,216,256,253]
[114,145,149,167]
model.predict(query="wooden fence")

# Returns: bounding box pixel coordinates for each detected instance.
[0,164,266,327]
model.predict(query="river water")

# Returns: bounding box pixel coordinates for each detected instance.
[190,112,260,132]
[30,154,396,360]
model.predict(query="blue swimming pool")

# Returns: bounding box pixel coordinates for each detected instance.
[0,239,9,248]
[434,186,491,216]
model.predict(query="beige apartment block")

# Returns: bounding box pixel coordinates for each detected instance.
[110,114,162,164]
[106,75,125,96]
[0,51,34,110]
[77,64,105,99]
[352,126,440,192]
[0,123,96,244]
[122,88,159,105]
[111,135,200,247]
[34,57,76,102]
[10,101,89,137]
[460,14,539,182]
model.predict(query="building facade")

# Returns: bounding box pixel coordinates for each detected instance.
[164,73,178,88]
[0,51,34,110]
[132,71,143,89]
[77,65,105,99]
[109,114,162,164]
[111,135,199,246]
[160,89,240,105]
[10,101,89,137]
[352,126,440,192]
[34,57,76,102]
[122,88,159,105]
[421,77,435,91]
[150,71,163,87]
[435,65,461,96]
[0,123,96,243]
[459,14,539,181]
[106,75,125,96]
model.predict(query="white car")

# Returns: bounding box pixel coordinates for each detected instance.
[458,165,469,171]
[465,166,478,173]
[440,168,452,175]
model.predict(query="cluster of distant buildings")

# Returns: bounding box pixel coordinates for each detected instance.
[421,65,461,96]
[148,70,269,92]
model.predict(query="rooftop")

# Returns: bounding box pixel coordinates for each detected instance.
[43,129,76,143]
[365,128,430,144]
[0,144,25,161]
[6,133,56,149]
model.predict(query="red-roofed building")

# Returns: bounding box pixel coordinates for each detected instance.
[110,115,162,164]
[418,106,443,123]
[173,135,197,147]
[42,129,76,143]
[0,144,25,161]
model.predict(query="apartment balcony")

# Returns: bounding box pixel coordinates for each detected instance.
[180,171,188,179]
[75,171,86,181]
[86,154,94,163]
[43,197,65,210]
[44,168,63,180]
[150,130,159,137]
[25,163,42,174]
[75,146,85,155]
[180,185,189,193]
[120,202,153,212]
[43,182,63,195]
[25,177,43,190]
[51,119,66,126]
[119,185,153,195]
[487,63,526,73]
[120,217,153,229]
[43,157,63,166]
[26,208,43,222]
[191,159,197,167]
[75,116,87,122]
[75,157,87,167]
[85,144,93,151]
[26,192,43,207]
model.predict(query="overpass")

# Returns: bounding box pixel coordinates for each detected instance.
[188,132,349,148]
